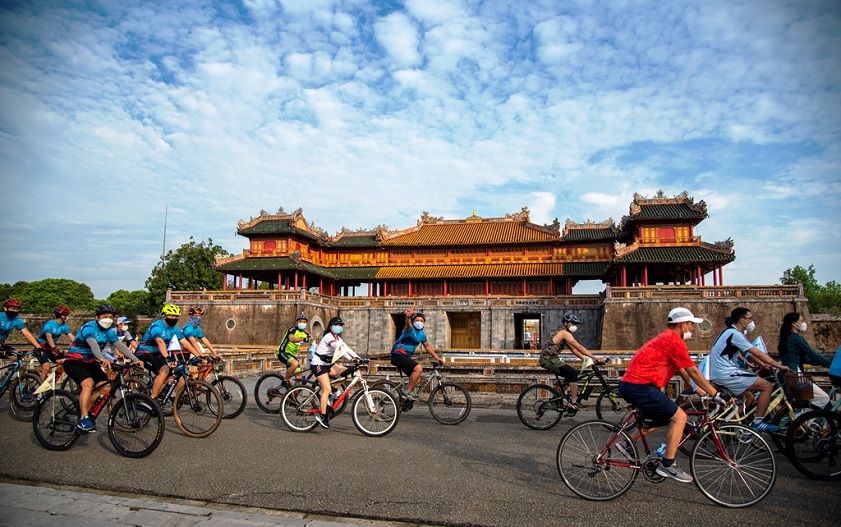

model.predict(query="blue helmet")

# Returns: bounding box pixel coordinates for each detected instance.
[563,312,581,324]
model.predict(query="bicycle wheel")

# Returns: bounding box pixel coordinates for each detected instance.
[212,375,247,419]
[172,379,223,438]
[351,388,399,437]
[557,420,638,501]
[253,373,288,413]
[428,383,471,425]
[768,401,814,454]
[108,393,165,458]
[32,389,81,451]
[595,390,627,421]
[691,423,776,507]
[517,384,564,430]
[785,409,841,481]
[280,385,319,432]
[9,372,43,422]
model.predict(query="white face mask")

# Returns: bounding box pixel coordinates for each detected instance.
[567,325,578,333]
[413,321,425,330]
[98,317,114,329]
[745,321,755,333]
[796,322,807,332]
[682,330,693,340]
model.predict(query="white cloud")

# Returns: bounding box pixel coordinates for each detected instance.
[374,13,421,68]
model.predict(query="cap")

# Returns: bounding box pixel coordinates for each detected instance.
[117,316,131,325]
[668,307,703,324]
[328,316,345,326]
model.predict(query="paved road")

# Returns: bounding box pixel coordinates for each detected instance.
[0,375,838,527]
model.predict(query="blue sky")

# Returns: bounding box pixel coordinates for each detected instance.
[1,0,839,299]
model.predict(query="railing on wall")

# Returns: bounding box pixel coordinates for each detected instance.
[605,284,803,300]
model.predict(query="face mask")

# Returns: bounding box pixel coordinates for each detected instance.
[745,321,755,333]
[568,325,578,333]
[413,321,425,330]
[98,317,114,329]
[796,322,807,332]
[682,330,693,340]
[190,316,202,326]
[4,310,19,319]
[164,318,178,327]
[331,325,343,335]
[297,322,307,330]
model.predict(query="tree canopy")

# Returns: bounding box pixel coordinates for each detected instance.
[145,237,231,309]
[0,278,96,314]
[781,264,841,315]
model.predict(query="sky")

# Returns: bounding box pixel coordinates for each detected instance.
[1,0,840,300]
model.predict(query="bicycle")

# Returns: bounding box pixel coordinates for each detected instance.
[147,357,224,438]
[190,356,247,419]
[254,368,349,416]
[783,382,841,481]
[517,358,626,430]
[0,347,43,422]
[280,359,399,437]
[370,362,471,425]
[32,362,164,458]
[556,396,776,508]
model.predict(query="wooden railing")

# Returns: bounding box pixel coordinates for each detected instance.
[605,284,803,300]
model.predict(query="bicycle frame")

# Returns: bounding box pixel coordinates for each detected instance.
[387,364,444,395]
[0,349,33,394]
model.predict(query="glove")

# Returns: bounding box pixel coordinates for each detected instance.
[436,361,444,368]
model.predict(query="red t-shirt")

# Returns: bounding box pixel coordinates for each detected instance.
[621,330,696,388]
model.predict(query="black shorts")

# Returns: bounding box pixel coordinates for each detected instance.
[138,353,168,374]
[63,359,109,387]
[277,350,298,367]
[310,362,332,378]
[618,381,678,428]
[391,352,418,377]
[830,374,841,388]
[35,345,64,365]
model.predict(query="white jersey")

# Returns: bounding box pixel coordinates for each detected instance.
[311,333,359,366]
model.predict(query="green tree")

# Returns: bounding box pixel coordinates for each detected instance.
[781,264,841,315]
[13,278,96,314]
[104,289,150,320]
[145,237,231,310]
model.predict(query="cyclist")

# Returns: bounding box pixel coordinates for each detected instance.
[65,304,142,432]
[829,344,841,388]
[708,307,789,433]
[390,306,443,401]
[181,306,221,360]
[311,316,363,429]
[0,298,41,359]
[276,312,310,388]
[101,316,137,362]
[539,312,604,410]
[136,304,200,399]
[617,307,725,483]
[35,306,75,382]
[778,311,831,409]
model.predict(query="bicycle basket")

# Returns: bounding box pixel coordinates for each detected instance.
[784,371,814,401]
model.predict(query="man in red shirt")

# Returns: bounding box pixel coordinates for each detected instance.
[618,307,724,483]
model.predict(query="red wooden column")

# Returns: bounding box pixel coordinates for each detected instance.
[523,278,527,296]
[294,271,299,289]
[222,275,227,291]
[238,273,244,291]
[485,279,489,295]
[643,266,649,286]
[621,267,627,287]
[443,279,448,296]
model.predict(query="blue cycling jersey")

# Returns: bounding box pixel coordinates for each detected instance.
[0,312,26,343]
[137,319,185,355]
[37,319,72,347]
[391,327,427,356]
[67,320,119,362]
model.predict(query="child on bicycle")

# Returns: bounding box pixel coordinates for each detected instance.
[276,312,310,388]
[390,306,443,401]
[540,312,604,410]
[35,305,75,382]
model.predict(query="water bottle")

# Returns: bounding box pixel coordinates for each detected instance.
[655,442,667,458]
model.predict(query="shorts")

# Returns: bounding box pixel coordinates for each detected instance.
[391,352,418,377]
[63,359,109,387]
[35,345,63,365]
[277,350,298,367]
[138,353,168,374]
[618,381,678,428]
[710,372,758,396]
[311,362,332,378]
[539,357,578,381]
[830,374,841,388]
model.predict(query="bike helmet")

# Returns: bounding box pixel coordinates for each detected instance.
[562,312,582,324]
[188,306,204,316]
[54,305,71,317]
[3,298,21,309]
[161,304,181,316]
[95,303,117,316]
[411,312,426,321]
[296,312,308,321]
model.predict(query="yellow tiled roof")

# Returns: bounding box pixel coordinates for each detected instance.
[382,220,559,246]
[374,263,565,279]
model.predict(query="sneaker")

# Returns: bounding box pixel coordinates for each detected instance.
[315,413,330,429]
[614,440,634,461]
[402,390,418,401]
[751,421,781,433]
[76,415,96,433]
[655,463,693,483]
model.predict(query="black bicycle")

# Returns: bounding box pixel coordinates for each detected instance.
[32,362,164,458]
[0,346,42,422]
[517,359,626,430]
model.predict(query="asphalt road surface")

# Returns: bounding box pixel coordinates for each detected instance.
[0,375,838,527]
